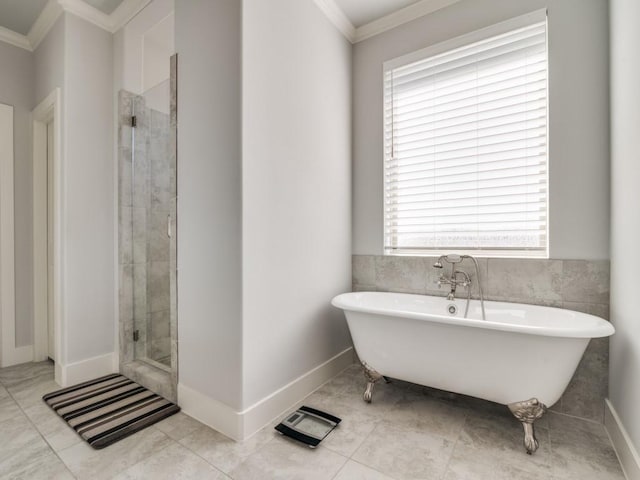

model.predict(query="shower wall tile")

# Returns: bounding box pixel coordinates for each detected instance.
[119,207,132,265]
[151,108,169,130]
[561,336,609,422]
[149,338,170,364]
[121,319,134,364]
[486,258,563,304]
[148,310,171,362]
[562,260,610,304]
[132,152,149,208]
[149,111,171,207]
[147,209,170,262]
[135,316,148,360]
[119,265,134,364]
[119,265,133,327]
[151,172,171,207]
[352,255,611,424]
[118,91,134,126]
[352,255,375,287]
[147,261,170,314]
[133,264,148,359]
[353,284,377,292]
[133,96,147,128]
[133,265,147,322]
[169,141,177,198]
[558,301,610,422]
[119,149,132,208]
[374,256,431,293]
[132,208,147,264]
[170,55,177,129]
[150,310,170,340]
[119,124,132,151]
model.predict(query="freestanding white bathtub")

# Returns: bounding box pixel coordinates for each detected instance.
[331,291,615,454]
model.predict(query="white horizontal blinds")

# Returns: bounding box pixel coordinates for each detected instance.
[384,19,548,256]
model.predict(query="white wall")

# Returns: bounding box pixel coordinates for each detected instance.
[142,13,174,93]
[609,0,640,454]
[241,0,352,408]
[175,0,243,410]
[176,0,352,417]
[34,12,116,374]
[115,0,173,96]
[61,13,115,364]
[0,41,34,348]
[352,0,610,260]
[34,16,65,107]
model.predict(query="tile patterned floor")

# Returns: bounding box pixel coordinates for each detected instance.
[0,361,627,479]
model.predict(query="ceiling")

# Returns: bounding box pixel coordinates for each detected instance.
[334,0,423,28]
[0,0,48,35]
[82,0,124,15]
[0,0,124,36]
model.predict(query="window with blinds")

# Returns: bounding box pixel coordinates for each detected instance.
[383,13,548,257]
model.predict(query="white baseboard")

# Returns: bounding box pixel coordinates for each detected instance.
[605,399,640,480]
[240,347,354,439]
[177,383,243,440]
[58,352,118,387]
[178,347,355,441]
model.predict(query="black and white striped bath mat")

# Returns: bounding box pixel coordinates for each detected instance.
[43,374,180,449]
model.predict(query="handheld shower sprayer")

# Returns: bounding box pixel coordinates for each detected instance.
[433,254,462,269]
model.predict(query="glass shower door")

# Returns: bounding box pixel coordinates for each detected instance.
[129,56,177,370]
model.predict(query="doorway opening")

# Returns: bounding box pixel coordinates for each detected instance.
[33,89,62,371]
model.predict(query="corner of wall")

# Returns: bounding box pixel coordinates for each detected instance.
[606,399,640,480]
[179,347,354,441]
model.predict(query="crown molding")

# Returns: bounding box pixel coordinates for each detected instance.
[57,0,112,31]
[313,0,356,42]
[58,0,151,33]
[355,0,461,42]
[0,0,152,52]
[314,0,461,44]
[0,25,32,51]
[4,0,457,50]
[110,0,151,32]
[28,0,63,51]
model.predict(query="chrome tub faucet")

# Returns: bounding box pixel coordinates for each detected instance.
[433,254,486,320]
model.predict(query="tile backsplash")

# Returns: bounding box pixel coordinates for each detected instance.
[352,255,610,423]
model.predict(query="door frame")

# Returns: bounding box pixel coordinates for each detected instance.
[32,89,63,368]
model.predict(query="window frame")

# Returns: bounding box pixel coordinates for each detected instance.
[382,9,549,259]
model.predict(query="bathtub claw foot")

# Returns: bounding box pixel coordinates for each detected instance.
[508,398,547,454]
[361,362,383,404]
[364,382,375,403]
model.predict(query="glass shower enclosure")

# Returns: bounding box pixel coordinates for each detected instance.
[118,55,177,397]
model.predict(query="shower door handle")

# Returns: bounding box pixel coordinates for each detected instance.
[167,214,172,238]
